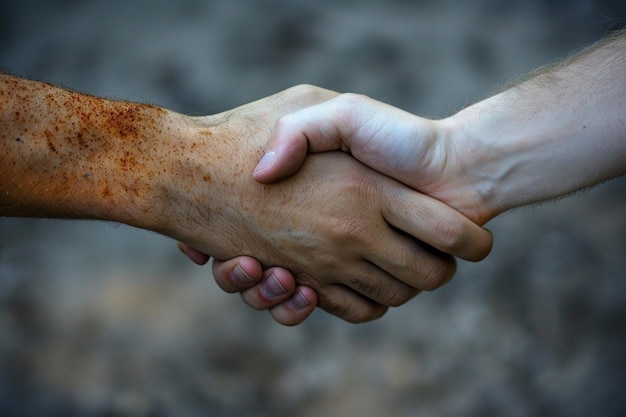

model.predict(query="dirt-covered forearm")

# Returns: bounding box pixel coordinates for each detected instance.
[0,74,191,229]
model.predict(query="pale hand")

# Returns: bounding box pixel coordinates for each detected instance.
[252,93,483,223]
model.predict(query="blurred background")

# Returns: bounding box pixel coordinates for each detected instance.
[1,0,625,416]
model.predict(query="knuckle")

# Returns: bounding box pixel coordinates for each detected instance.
[347,271,417,308]
[316,288,388,323]
[280,84,339,109]
[293,272,321,289]
[273,113,296,136]
[333,215,369,243]
[435,218,468,254]
[287,83,315,94]
[334,94,370,123]
[419,256,457,291]
[350,172,380,200]
[317,297,352,320]
[287,84,324,101]
[337,92,370,108]
[274,112,290,127]
[386,287,419,307]
[343,304,388,324]
[349,276,378,297]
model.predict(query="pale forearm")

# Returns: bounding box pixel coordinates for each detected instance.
[0,74,189,229]
[444,30,626,223]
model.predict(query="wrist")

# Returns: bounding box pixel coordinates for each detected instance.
[137,111,255,257]
[439,100,508,225]
[89,100,193,231]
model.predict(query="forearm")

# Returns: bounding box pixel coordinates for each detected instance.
[443,30,626,223]
[0,74,189,229]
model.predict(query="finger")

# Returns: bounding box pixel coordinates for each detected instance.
[177,242,211,265]
[339,261,423,307]
[315,284,389,323]
[253,100,350,183]
[212,256,264,293]
[268,286,318,326]
[240,267,299,309]
[382,187,494,262]
[366,227,458,292]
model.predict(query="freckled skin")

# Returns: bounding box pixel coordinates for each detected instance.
[0,74,177,222]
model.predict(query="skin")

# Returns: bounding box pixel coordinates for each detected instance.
[209,29,626,325]
[0,76,493,324]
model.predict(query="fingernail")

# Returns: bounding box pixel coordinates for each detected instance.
[287,291,312,311]
[253,152,276,175]
[260,273,287,299]
[232,264,255,286]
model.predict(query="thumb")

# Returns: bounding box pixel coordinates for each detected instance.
[253,101,349,183]
[252,136,308,183]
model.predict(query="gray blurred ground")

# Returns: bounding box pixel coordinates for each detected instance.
[1,1,625,416]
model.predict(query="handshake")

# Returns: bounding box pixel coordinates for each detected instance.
[2,30,624,325]
[177,86,496,325]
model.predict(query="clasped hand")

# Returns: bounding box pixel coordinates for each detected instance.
[178,87,492,324]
